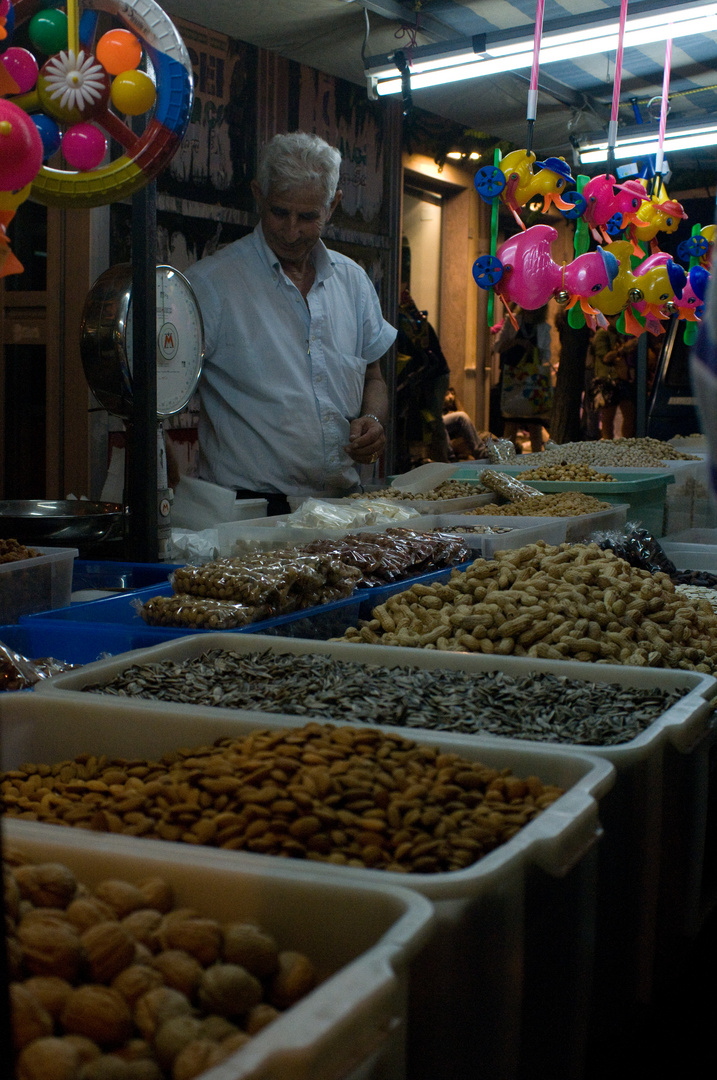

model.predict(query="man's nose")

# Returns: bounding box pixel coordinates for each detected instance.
[283,214,302,237]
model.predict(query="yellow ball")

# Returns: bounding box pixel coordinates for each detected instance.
[110,69,156,116]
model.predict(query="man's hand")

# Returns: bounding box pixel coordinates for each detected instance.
[345,415,386,464]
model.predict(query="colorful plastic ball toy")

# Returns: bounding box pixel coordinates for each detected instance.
[0,98,44,190]
[96,28,142,74]
[62,122,107,171]
[0,46,38,92]
[110,68,156,115]
[31,113,62,160]
[28,7,67,55]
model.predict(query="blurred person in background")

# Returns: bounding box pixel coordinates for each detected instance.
[496,305,553,453]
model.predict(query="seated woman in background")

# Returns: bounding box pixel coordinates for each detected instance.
[443,387,490,460]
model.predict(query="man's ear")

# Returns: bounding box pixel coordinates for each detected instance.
[327,189,342,219]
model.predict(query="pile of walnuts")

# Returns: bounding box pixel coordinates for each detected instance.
[6,851,317,1080]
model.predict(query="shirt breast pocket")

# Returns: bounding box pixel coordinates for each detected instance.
[333,353,367,419]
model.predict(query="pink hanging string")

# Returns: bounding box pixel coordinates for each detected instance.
[655,29,673,181]
[607,0,630,167]
[527,0,546,126]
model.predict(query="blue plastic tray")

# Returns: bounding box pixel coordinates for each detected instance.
[0,622,165,667]
[72,559,181,593]
[22,563,473,644]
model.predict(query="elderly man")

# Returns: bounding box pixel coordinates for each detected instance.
[185,131,396,515]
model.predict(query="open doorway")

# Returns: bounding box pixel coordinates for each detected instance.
[401,186,442,330]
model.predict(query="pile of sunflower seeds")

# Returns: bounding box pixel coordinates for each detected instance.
[83,649,690,746]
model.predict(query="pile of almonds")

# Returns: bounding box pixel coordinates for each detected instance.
[5,850,316,1080]
[0,724,563,875]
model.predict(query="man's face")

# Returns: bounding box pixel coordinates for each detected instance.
[251,180,341,266]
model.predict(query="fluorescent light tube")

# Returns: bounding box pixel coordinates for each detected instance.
[371,3,717,95]
[579,124,717,163]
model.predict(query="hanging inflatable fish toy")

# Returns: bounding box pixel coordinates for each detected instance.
[623,251,687,337]
[472,223,618,326]
[474,150,575,229]
[669,264,710,323]
[570,174,650,244]
[626,191,687,254]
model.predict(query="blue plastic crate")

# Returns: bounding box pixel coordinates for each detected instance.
[0,622,164,666]
[72,559,181,593]
[22,563,474,643]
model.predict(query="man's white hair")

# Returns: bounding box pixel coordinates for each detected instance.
[256,131,342,207]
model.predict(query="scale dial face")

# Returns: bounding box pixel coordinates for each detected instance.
[80,263,205,420]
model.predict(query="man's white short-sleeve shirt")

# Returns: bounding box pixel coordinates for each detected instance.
[186,225,396,497]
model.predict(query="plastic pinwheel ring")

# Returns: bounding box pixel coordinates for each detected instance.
[559,189,587,220]
[474,165,506,201]
[677,236,710,263]
[4,0,193,208]
[472,255,503,289]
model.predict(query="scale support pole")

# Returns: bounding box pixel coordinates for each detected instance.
[127,180,159,562]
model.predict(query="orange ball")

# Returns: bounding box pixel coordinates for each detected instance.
[96,29,142,75]
[110,69,156,115]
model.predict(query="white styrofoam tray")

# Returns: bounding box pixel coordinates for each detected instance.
[3,662,614,1080]
[3,820,433,1080]
[30,631,717,1032]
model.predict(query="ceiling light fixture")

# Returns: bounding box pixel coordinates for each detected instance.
[578,120,717,163]
[365,2,717,96]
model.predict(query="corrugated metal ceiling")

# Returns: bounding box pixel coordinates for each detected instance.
[163,0,717,191]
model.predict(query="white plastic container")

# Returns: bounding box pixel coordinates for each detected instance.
[30,631,717,1041]
[0,545,78,624]
[660,541,717,573]
[2,819,434,1080]
[383,512,569,557]
[439,503,629,542]
[3,671,613,1080]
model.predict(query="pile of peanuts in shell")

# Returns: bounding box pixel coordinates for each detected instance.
[0,724,563,876]
[337,541,717,673]
[5,849,318,1080]
[348,479,486,501]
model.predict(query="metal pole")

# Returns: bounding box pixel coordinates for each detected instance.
[636,331,648,437]
[126,180,158,562]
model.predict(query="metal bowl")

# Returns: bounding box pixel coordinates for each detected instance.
[0,500,125,545]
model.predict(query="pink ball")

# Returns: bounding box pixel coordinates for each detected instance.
[0,98,44,190]
[1,48,39,93]
[62,122,107,171]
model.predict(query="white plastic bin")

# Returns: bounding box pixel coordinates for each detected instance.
[30,631,717,1041]
[2,671,614,1080]
[2,819,434,1080]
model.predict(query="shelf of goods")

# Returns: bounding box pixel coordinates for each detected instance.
[1,656,614,1080]
[3,819,434,1080]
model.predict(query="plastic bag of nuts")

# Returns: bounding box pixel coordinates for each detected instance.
[478,470,543,503]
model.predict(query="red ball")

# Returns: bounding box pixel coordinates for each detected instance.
[0,99,44,191]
